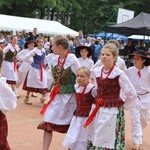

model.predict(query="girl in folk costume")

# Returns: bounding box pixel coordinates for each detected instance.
[22,37,48,105]
[125,50,150,150]
[16,37,37,101]
[1,36,20,98]
[37,35,81,150]
[0,55,17,150]
[75,45,94,69]
[84,44,138,150]
[63,67,97,150]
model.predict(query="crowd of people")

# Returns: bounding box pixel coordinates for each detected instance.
[0,29,150,150]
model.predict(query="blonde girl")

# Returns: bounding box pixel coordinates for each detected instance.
[38,35,81,150]
[85,44,138,150]
[63,66,96,150]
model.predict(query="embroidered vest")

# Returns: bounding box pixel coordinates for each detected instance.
[96,76,124,108]
[31,52,46,69]
[4,50,17,62]
[52,66,76,94]
[74,88,95,117]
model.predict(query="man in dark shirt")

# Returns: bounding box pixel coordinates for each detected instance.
[124,39,136,56]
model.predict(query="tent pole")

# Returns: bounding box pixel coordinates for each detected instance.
[98,11,117,33]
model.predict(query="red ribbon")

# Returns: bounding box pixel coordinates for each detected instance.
[40,63,45,81]
[40,84,60,115]
[84,98,103,128]
[137,70,141,78]
[14,59,17,71]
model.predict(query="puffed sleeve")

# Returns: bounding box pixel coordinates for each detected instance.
[91,86,97,98]
[22,48,36,62]
[91,60,102,70]
[2,45,10,55]
[16,49,27,61]
[119,72,138,110]
[0,77,17,113]
[70,54,81,75]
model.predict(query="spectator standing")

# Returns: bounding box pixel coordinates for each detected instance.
[75,30,86,47]
[93,37,103,63]
[136,40,146,51]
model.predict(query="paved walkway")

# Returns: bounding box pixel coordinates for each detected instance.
[7,88,150,150]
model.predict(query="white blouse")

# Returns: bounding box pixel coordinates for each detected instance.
[3,43,20,55]
[51,53,81,75]
[16,49,33,72]
[125,66,150,94]
[78,57,94,69]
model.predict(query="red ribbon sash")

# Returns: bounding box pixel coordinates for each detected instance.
[40,53,68,115]
[40,63,45,81]
[40,84,60,115]
[84,98,103,128]
[14,59,17,71]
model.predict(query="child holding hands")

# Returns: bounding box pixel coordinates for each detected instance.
[38,35,81,150]
[63,67,96,150]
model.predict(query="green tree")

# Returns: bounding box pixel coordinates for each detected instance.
[0,0,56,18]
[0,0,150,34]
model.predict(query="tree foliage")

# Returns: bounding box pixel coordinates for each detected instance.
[0,0,150,34]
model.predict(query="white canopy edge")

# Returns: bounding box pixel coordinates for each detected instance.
[128,35,150,40]
[0,14,78,36]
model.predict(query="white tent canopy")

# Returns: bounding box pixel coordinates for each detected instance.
[128,35,150,40]
[0,14,78,36]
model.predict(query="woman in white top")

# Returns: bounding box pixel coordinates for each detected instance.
[125,50,150,150]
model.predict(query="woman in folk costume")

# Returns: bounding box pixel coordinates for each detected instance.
[37,35,81,150]
[0,52,17,150]
[63,67,97,150]
[75,45,94,69]
[84,44,138,150]
[125,50,150,150]
[16,37,37,103]
[1,35,20,98]
[22,36,48,105]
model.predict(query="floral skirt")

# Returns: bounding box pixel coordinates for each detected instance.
[0,111,10,150]
[87,107,125,150]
